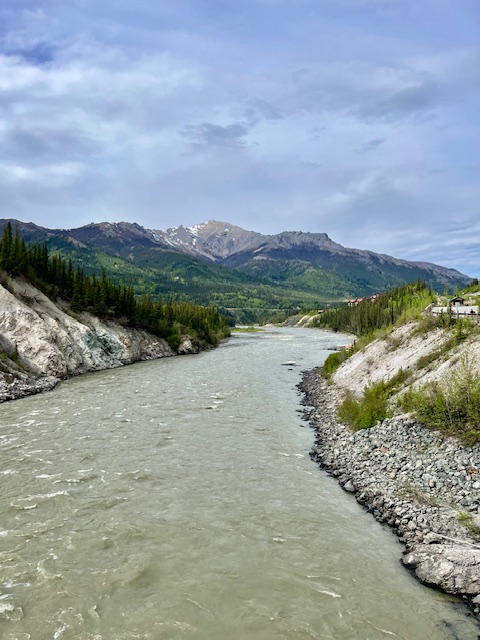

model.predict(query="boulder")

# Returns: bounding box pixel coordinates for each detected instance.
[402,544,480,595]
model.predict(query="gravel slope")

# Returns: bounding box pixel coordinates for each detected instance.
[300,320,480,615]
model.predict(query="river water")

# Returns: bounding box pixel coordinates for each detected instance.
[0,327,478,640]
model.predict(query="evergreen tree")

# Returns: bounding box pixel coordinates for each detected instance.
[0,225,230,348]
[0,222,13,272]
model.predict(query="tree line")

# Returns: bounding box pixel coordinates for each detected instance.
[311,280,435,337]
[0,222,230,349]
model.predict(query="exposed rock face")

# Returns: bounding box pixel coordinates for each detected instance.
[299,370,480,613]
[403,545,480,595]
[177,335,200,355]
[154,220,264,261]
[0,278,176,402]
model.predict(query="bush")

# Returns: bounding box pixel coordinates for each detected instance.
[321,350,350,378]
[337,380,392,430]
[400,358,480,444]
[337,390,361,425]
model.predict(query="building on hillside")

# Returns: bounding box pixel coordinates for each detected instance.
[431,305,479,319]
[347,294,381,307]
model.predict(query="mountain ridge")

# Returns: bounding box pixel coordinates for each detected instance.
[3,216,468,280]
[158,221,470,292]
[0,218,471,322]
[153,220,469,281]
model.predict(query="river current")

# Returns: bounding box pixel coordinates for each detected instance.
[0,327,479,640]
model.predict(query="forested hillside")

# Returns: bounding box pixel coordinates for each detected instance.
[312,280,436,336]
[0,223,229,349]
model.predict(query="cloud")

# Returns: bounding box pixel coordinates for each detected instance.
[243,97,284,123]
[181,122,250,148]
[0,40,204,157]
[6,41,57,65]
[355,80,439,122]
[281,62,443,124]
[0,0,478,276]
[355,137,386,153]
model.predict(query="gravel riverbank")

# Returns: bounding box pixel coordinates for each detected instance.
[299,368,480,618]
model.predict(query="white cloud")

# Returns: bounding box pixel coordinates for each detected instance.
[0,0,478,275]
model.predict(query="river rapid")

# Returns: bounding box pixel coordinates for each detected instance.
[0,327,479,640]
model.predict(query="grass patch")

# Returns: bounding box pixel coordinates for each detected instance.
[457,511,480,541]
[413,313,442,335]
[399,484,440,507]
[413,320,478,373]
[416,350,444,371]
[321,349,351,379]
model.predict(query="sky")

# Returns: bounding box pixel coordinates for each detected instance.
[0,0,479,276]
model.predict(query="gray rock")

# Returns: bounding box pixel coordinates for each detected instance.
[402,545,480,595]
[0,278,182,404]
[343,480,355,493]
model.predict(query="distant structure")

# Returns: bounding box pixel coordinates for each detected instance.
[430,296,479,321]
[348,294,381,307]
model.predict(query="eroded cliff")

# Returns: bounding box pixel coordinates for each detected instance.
[0,277,177,402]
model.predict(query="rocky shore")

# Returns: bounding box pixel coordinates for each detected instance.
[0,374,60,403]
[299,368,480,617]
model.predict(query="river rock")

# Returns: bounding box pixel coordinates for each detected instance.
[402,544,480,595]
[177,335,201,355]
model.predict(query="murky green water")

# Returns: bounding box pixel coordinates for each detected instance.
[0,327,478,639]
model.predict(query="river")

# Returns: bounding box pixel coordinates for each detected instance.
[0,327,478,639]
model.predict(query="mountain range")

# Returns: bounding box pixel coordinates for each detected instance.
[0,218,470,322]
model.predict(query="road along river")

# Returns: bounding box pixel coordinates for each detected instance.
[0,327,479,639]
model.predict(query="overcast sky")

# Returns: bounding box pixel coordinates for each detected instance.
[1,1,479,275]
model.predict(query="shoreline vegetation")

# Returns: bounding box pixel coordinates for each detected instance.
[319,280,480,444]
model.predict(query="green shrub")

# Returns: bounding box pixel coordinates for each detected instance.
[400,358,480,445]
[413,313,444,335]
[321,350,350,378]
[416,352,440,370]
[338,380,393,430]
[337,390,361,425]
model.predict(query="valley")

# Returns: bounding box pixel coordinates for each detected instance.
[0,219,470,323]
